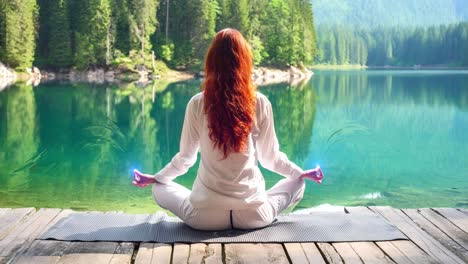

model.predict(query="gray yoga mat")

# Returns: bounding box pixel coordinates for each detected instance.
[39,211,407,243]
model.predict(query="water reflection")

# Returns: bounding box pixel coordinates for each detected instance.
[0,70,467,212]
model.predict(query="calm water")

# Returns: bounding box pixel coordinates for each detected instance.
[0,70,467,213]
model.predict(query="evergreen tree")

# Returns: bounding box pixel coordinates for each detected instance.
[45,0,73,68]
[0,0,38,70]
[190,0,218,66]
[127,0,159,58]
[72,0,112,68]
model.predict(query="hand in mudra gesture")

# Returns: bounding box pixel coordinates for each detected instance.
[132,169,157,188]
[301,165,324,184]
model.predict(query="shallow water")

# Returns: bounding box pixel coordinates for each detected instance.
[0,70,467,213]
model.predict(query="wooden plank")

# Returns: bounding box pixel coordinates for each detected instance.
[375,242,413,264]
[432,208,468,233]
[135,243,173,264]
[458,208,468,215]
[369,206,465,264]
[204,244,222,264]
[348,242,394,264]
[188,243,206,264]
[187,243,222,264]
[8,209,74,264]
[0,209,11,219]
[284,243,309,263]
[332,242,363,264]
[418,208,468,250]
[172,243,190,264]
[403,209,468,262]
[152,244,172,264]
[300,243,326,264]
[57,242,119,264]
[11,240,71,264]
[0,208,62,262]
[0,208,35,240]
[134,243,154,264]
[109,242,134,264]
[225,244,289,264]
[316,243,343,264]
[391,240,439,264]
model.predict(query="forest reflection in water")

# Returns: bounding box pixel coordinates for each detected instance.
[0,70,467,212]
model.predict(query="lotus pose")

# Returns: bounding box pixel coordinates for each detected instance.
[132,28,323,230]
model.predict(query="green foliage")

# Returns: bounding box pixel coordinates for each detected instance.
[159,44,174,62]
[36,0,73,68]
[2,0,317,71]
[249,35,267,65]
[316,23,468,66]
[0,0,38,70]
[313,0,468,28]
[127,0,159,56]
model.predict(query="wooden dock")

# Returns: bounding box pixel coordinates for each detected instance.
[0,206,467,263]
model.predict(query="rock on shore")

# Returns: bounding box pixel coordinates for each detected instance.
[0,63,17,91]
[252,66,313,86]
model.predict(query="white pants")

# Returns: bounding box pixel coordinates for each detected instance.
[151,178,306,230]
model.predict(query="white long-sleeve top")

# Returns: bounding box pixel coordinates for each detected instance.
[155,92,304,210]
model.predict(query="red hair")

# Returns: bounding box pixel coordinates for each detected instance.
[202,28,256,158]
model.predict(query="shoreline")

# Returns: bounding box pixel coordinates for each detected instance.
[311,64,468,70]
[0,64,314,90]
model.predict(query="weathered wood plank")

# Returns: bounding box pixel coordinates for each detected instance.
[403,209,468,262]
[284,243,309,263]
[391,240,439,264]
[458,208,468,215]
[204,244,222,264]
[348,242,394,264]
[152,244,172,264]
[332,242,363,264]
[188,243,206,264]
[134,243,154,264]
[6,209,73,264]
[0,209,11,220]
[369,206,465,264]
[109,242,134,264]
[301,243,326,264]
[172,243,190,264]
[225,244,289,264]
[135,243,173,264]
[432,208,468,233]
[375,242,413,264]
[316,243,343,264]
[0,208,35,240]
[187,243,221,264]
[418,208,468,250]
[0,208,62,263]
[57,242,119,264]
[11,240,71,264]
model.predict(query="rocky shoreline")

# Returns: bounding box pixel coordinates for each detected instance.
[1,63,313,90]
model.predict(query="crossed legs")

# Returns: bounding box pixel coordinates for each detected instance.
[152,177,306,230]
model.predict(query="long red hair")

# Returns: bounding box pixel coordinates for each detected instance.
[203,28,256,158]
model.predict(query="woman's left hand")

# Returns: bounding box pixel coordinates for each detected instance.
[132,169,157,188]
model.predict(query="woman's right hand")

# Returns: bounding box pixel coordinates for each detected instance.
[300,166,323,184]
[132,169,157,188]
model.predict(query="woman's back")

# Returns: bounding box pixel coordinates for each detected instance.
[132,28,323,230]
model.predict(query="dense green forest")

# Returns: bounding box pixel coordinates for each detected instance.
[313,0,468,28]
[313,0,468,66]
[315,23,468,66]
[0,0,317,71]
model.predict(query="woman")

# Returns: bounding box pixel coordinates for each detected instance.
[132,28,323,230]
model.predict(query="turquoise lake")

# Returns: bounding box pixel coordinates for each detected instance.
[0,70,467,213]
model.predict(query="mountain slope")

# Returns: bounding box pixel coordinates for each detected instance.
[313,0,468,28]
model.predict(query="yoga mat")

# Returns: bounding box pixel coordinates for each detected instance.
[39,211,407,243]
